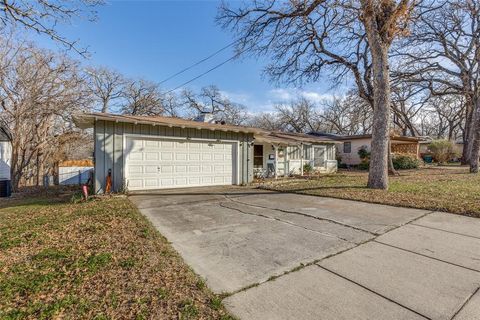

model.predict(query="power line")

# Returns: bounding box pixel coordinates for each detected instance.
[162,46,249,95]
[159,40,239,85]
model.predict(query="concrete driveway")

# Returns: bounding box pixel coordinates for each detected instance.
[130,186,480,320]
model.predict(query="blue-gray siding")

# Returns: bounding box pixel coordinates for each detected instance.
[94,120,254,193]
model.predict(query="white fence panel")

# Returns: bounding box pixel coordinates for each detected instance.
[59,166,93,185]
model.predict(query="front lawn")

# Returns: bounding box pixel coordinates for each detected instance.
[0,192,233,319]
[260,167,480,217]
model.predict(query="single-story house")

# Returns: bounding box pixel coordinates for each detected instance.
[0,125,12,181]
[309,132,421,166]
[73,113,338,193]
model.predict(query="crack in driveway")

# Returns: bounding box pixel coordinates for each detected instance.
[224,194,380,236]
[218,200,354,243]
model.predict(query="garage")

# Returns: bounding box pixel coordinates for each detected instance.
[125,136,237,190]
[73,113,336,194]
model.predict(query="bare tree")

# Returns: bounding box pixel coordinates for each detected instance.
[218,0,418,189]
[320,93,373,135]
[274,97,322,133]
[247,112,285,131]
[161,92,181,117]
[390,82,428,136]
[181,85,248,125]
[0,39,91,189]
[0,0,103,54]
[86,66,125,113]
[121,79,164,116]
[395,0,479,169]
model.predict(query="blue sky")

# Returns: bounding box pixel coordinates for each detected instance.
[33,0,344,112]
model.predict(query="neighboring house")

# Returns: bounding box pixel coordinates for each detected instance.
[310,132,421,166]
[0,125,12,181]
[73,113,338,193]
[58,159,94,186]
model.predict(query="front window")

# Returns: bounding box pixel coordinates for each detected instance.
[343,142,352,153]
[254,145,263,168]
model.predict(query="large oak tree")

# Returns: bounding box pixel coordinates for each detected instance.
[218,0,417,189]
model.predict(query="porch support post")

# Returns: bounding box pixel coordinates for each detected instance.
[284,145,288,177]
[300,143,304,176]
[274,145,278,179]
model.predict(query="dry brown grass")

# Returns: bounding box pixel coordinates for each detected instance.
[0,194,234,320]
[260,167,480,218]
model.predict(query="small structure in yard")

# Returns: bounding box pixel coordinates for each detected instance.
[0,125,12,197]
[58,159,94,186]
[309,132,421,166]
[73,113,339,193]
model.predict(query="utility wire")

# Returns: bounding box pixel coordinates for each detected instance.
[162,45,250,95]
[159,40,239,85]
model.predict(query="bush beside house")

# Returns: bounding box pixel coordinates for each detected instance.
[428,140,458,164]
[354,146,419,170]
[357,146,370,170]
[392,153,421,170]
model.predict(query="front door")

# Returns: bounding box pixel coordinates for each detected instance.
[313,146,326,168]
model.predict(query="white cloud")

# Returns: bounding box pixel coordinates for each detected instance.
[219,90,251,105]
[267,88,340,104]
[217,87,345,115]
[268,88,295,101]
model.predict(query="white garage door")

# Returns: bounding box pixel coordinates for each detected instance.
[125,137,236,190]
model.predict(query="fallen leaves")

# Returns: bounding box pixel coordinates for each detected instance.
[261,167,480,218]
[0,196,233,319]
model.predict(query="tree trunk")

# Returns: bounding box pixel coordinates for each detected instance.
[469,97,480,173]
[388,139,399,176]
[365,32,390,189]
[10,147,20,192]
[461,97,474,164]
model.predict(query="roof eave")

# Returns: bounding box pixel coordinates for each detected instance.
[73,113,264,134]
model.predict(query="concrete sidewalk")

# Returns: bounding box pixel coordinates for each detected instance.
[130,187,480,320]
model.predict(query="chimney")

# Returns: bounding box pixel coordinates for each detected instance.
[195,111,215,123]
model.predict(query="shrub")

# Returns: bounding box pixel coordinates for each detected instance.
[356,146,370,170]
[357,162,369,170]
[392,153,421,170]
[303,163,313,174]
[357,146,370,161]
[338,163,348,169]
[428,139,456,164]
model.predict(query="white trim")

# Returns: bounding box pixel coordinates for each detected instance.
[300,144,304,176]
[273,145,278,179]
[122,133,240,191]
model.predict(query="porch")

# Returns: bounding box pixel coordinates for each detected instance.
[253,132,338,179]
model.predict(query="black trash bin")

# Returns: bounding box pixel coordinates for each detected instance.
[0,179,12,197]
